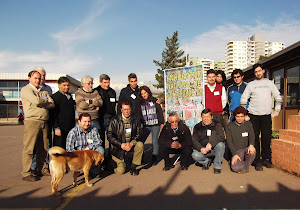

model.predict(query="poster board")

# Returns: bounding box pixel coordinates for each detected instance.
[164,65,205,132]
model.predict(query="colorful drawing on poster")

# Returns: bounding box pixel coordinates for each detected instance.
[164,65,204,132]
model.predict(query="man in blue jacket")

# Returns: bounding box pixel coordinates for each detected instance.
[227,69,247,122]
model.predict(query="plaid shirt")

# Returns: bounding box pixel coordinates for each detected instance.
[66,124,102,152]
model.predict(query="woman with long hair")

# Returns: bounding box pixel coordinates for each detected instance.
[137,86,164,165]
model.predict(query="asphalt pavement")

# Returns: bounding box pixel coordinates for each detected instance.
[0,124,299,209]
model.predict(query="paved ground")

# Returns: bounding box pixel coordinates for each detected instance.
[0,124,300,209]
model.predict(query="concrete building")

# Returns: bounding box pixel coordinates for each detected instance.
[225,34,285,77]
[0,73,81,121]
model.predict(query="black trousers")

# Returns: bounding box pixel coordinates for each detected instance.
[248,114,272,162]
[159,147,192,167]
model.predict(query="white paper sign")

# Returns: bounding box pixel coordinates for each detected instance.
[110,98,116,102]
[214,91,220,96]
[131,94,136,99]
[242,132,248,137]
[207,129,211,136]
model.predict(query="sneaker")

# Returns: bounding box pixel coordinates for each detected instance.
[255,162,263,171]
[214,169,221,174]
[22,175,38,182]
[262,159,274,168]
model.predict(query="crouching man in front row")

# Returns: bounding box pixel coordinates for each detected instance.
[192,109,225,174]
[226,106,256,173]
[158,112,193,171]
[107,100,143,176]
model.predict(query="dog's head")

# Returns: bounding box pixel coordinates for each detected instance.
[93,151,104,167]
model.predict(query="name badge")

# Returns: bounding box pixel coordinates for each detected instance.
[110,98,116,102]
[149,102,154,106]
[172,136,178,141]
[126,128,131,133]
[242,132,248,137]
[87,139,93,144]
[131,94,136,99]
[207,129,211,136]
[214,91,220,96]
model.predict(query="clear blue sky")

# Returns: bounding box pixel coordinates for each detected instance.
[1,0,300,85]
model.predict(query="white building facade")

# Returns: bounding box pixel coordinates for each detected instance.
[225,34,285,77]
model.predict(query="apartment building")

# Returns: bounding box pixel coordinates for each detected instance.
[225,34,285,77]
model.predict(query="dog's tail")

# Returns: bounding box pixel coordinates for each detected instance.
[49,146,67,157]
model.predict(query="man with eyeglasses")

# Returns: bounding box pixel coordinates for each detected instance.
[107,100,143,176]
[240,64,282,171]
[227,69,248,122]
[158,112,193,171]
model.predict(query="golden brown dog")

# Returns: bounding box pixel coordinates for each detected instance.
[49,146,104,196]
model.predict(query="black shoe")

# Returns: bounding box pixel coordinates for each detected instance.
[152,155,159,166]
[195,162,201,167]
[130,168,139,176]
[181,165,188,170]
[130,164,139,176]
[262,159,274,168]
[22,175,38,182]
[30,169,37,176]
[214,169,221,174]
[163,165,174,171]
[37,169,51,177]
[202,164,210,170]
[255,162,263,171]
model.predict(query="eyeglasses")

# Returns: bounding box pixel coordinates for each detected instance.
[169,121,178,124]
[233,76,241,79]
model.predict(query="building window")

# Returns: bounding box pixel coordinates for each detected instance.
[286,66,300,107]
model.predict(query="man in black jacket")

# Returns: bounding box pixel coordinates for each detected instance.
[158,112,193,171]
[118,73,139,114]
[94,74,117,148]
[107,100,143,176]
[192,109,225,174]
[51,77,76,149]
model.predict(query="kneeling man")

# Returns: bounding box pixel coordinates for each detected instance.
[226,106,256,173]
[192,109,225,174]
[158,112,192,171]
[107,100,143,176]
[66,113,104,176]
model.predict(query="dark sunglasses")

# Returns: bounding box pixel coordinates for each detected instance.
[233,76,241,79]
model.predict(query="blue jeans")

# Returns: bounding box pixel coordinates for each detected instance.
[31,137,50,170]
[140,125,160,155]
[192,142,225,169]
[90,146,105,175]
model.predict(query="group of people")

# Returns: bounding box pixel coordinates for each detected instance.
[20,63,282,182]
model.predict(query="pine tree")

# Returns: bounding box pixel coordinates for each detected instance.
[153,31,187,89]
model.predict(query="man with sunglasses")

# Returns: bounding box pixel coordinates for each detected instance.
[228,69,248,122]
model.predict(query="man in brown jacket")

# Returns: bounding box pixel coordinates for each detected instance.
[21,70,55,182]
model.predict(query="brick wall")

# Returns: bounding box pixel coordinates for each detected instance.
[272,115,300,175]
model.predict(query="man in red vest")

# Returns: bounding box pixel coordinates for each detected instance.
[204,69,227,128]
